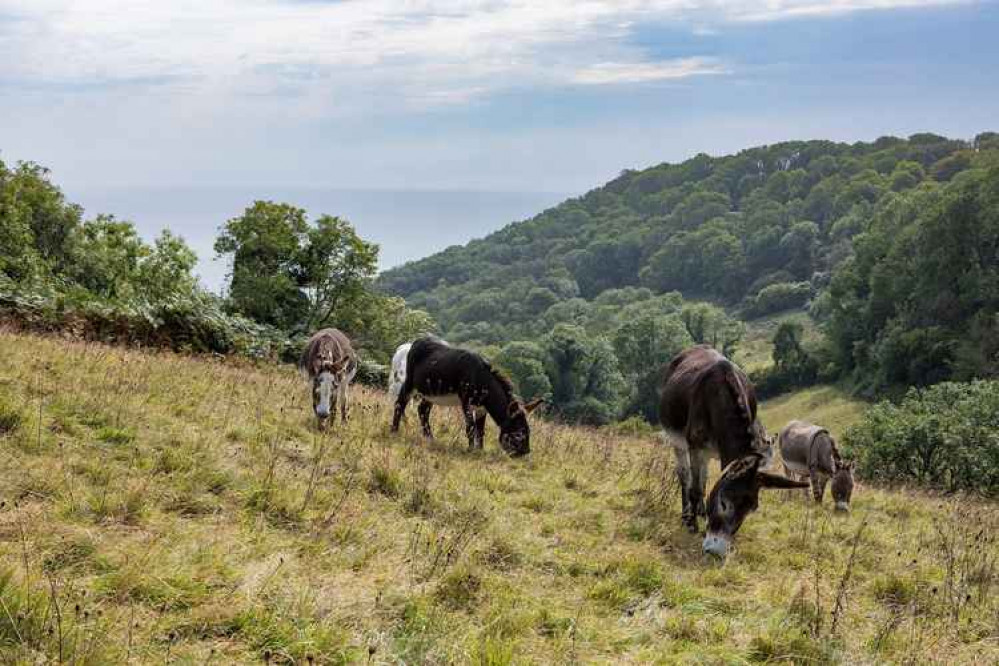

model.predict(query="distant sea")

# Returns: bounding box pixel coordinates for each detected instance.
[67,187,572,292]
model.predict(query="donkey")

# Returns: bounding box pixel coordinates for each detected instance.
[779,420,856,511]
[659,345,807,557]
[391,337,542,456]
[299,328,358,431]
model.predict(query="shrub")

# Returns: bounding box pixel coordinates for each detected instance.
[0,280,288,359]
[742,281,813,319]
[844,380,999,494]
[355,359,389,388]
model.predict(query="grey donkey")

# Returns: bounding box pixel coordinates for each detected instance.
[778,420,855,511]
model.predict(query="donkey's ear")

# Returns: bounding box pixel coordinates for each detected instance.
[523,398,544,414]
[757,471,810,489]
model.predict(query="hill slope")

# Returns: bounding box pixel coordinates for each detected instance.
[380,133,996,349]
[1,331,996,664]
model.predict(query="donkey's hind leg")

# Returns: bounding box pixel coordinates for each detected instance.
[418,400,434,439]
[391,389,411,433]
[663,430,697,533]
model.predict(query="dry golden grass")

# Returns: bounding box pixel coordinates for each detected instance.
[0,330,997,664]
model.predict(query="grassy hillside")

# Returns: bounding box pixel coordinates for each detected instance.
[732,310,821,375]
[1,331,997,664]
[758,386,866,442]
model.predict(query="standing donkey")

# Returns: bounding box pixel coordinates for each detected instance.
[779,420,855,511]
[299,328,358,431]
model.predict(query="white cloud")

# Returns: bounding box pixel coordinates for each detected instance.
[719,0,965,22]
[0,0,966,109]
[573,57,727,84]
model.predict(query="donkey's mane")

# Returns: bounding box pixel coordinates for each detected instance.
[718,360,753,429]
[827,432,844,466]
[487,363,516,402]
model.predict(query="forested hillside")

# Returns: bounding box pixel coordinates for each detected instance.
[380,132,999,417]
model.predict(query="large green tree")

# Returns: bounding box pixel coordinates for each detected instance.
[296,215,379,330]
[613,312,693,422]
[214,201,309,329]
[1,160,81,281]
[542,324,625,425]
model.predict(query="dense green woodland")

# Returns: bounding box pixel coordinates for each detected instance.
[379,132,999,419]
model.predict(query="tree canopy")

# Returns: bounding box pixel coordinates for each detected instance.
[381,132,999,408]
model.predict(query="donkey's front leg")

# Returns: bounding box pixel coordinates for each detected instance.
[474,409,487,448]
[810,468,829,504]
[460,398,479,449]
[339,382,350,423]
[690,448,709,520]
[664,431,697,533]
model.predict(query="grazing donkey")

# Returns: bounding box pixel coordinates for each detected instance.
[779,420,856,511]
[391,337,542,456]
[299,328,358,431]
[659,345,807,557]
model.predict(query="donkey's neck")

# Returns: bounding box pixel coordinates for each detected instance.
[482,375,514,427]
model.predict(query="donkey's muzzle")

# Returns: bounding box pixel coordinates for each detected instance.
[702,532,730,558]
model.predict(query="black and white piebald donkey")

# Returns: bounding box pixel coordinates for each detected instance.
[391,337,542,456]
[659,345,807,557]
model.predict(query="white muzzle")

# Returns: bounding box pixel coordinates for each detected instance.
[702,532,731,558]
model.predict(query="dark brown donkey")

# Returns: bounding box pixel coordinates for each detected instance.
[299,328,358,430]
[391,337,542,456]
[659,345,807,557]
[779,420,855,511]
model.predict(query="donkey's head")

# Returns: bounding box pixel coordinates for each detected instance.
[312,363,347,429]
[499,398,544,457]
[702,454,809,558]
[831,460,856,512]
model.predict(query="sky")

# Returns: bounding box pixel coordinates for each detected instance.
[1,0,997,288]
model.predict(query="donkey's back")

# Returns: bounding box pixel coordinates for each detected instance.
[779,420,835,475]
[300,328,356,378]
